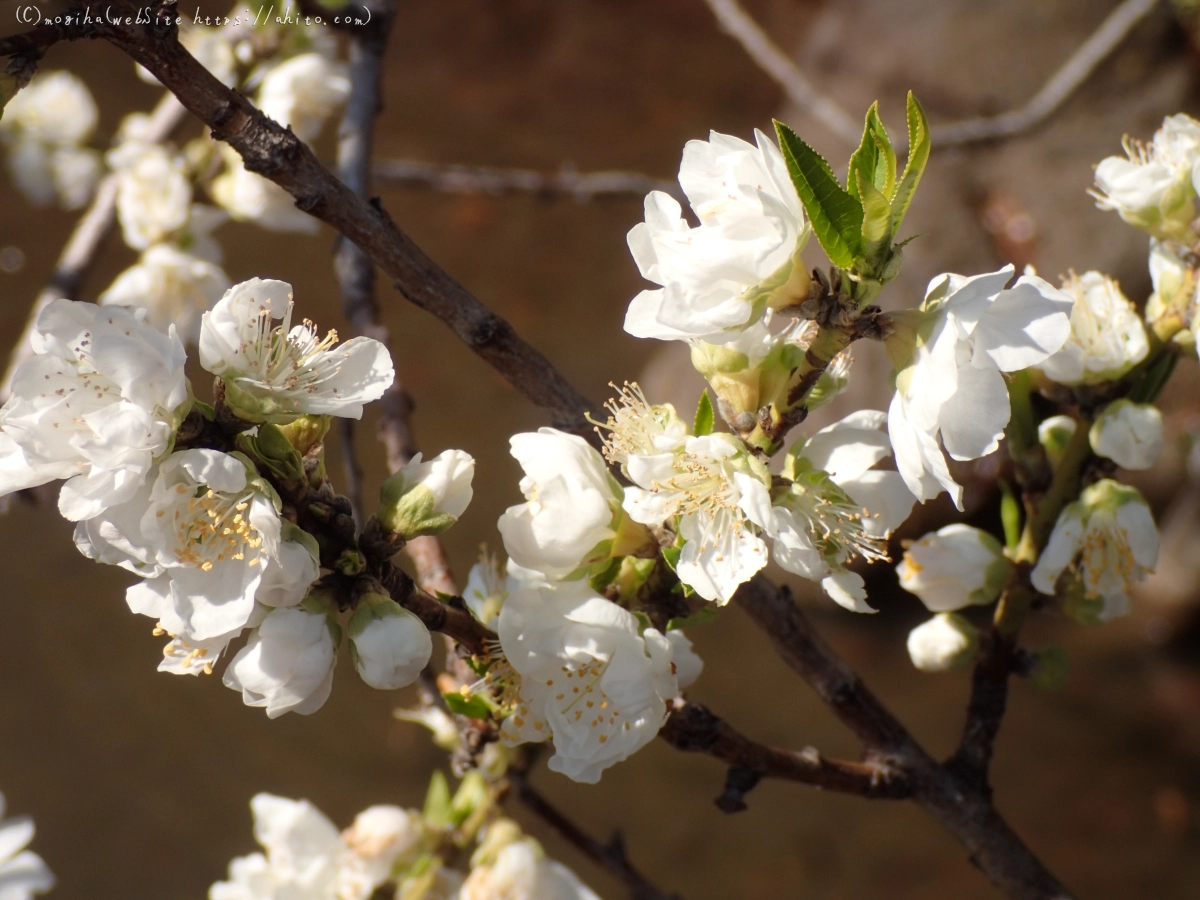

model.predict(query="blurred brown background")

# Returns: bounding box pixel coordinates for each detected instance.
[1,0,1199,897]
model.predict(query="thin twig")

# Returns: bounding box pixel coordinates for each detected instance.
[372,159,680,202]
[699,0,860,143]
[700,0,1160,148]
[658,701,912,802]
[509,771,679,900]
[0,92,187,401]
[330,0,397,524]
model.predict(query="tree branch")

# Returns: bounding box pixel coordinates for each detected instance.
[658,701,912,802]
[699,0,1160,148]
[87,6,598,439]
[509,771,679,900]
[372,159,680,202]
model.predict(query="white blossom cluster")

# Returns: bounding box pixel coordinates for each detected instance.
[0,277,477,717]
[211,792,600,900]
[0,792,53,900]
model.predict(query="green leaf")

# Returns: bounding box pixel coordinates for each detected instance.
[443,692,492,720]
[889,92,931,234]
[773,120,863,269]
[847,103,896,203]
[423,771,453,828]
[660,544,681,572]
[999,480,1021,551]
[693,390,715,437]
[666,607,719,631]
[855,170,893,265]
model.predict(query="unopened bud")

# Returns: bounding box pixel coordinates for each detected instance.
[349,594,433,690]
[378,449,475,540]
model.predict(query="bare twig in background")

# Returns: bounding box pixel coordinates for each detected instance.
[3,8,1074,895]
[509,771,680,900]
[930,0,1161,145]
[331,0,398,523]
[372,159,680,202]
[0,92,187,401]
[698,0,860,143]
[701,0,1161,148]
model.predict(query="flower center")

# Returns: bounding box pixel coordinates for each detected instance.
[595,381,683,464]
[1078,517,1138,596]
[165,482,263,571]
[786,474,887,566]
[241,301,342,393]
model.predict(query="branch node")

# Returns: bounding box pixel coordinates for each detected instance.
[715,766,763,814]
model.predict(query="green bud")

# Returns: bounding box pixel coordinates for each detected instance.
[278,414,331,455]
[1028,646,1069,691]
[236,424,306,485]
[1037,415,1077,469]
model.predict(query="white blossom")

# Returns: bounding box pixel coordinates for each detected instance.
[896,524,1009,612]
[0,70,99,209]
[107,142,193,251]
[212,146,319,233]
[0,792,54,900]
[463,548,508,626]
[257,53,350,142]
[0,70,97,146]
[744,411,915,613]
[1030,479,1158,622]
[624,129,810,343]
[211,795,425,900]
[621,431,771,605]
[348,597,432,690]
[100,243,231,344]
[462,836,600,900]
[496,576,701,783]
[906,613,979,673]
[887,266,1073,509]
[1092,114,1200,241]
[378,448,475,539]
[338,806,424,900]
[224,605,338,718]
[498,428,624,580]
[199,278,394,422]
[1089,400,1163,470]
[1037,271,1148,385]
[0,299,188,520]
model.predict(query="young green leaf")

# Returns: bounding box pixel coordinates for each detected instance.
[855,170,893,266]
[443,692,492,720]
[693,390,715,437]
[890,92,931,234]
[423,770,453,828]
[847,103,896,202]
[773,120,863,269]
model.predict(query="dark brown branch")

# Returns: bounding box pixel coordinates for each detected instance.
[658,701,912,802]
[0,20,80,61]
[375,556,493,656]
[509,771,679,900]
[90,6,598,439]
[733,576,1074,900]
[372,159,681,202]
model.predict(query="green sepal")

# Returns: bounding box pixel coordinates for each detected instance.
[660,544,681,572]
[450,771,489,828]
[443,692,493,720]
[666,606,718,630]
[280,519,320,561]
[1127,350,1178,404]
[889,92,931,235]
[588,555,624,594]
[999,480,1021,552]
[632,610,653,634]
[236,423,307,485]
[694,390,715,437]
[422,771,453,829]
[773,120,863,269]
[192,399,216,421]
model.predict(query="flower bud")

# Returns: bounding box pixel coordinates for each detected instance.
[1037,415,1077,468]
[348,594,432,690]
[1089,400,1163,470]
[235,423,306,484]
[689,322,803,431]
[896,524,1008,612]
[378,449,475,540]
[906,613,979,673]
[340,805,425,895]
[277,414,331,455]
[222,605,338,718]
